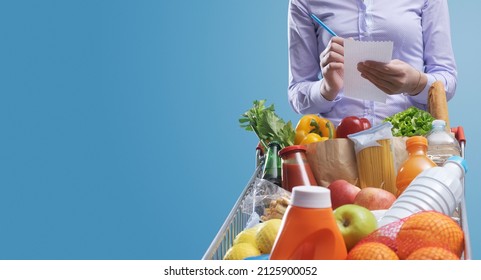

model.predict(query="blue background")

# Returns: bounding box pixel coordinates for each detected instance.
[0,1,478,259]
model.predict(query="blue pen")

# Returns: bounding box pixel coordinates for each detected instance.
[310,14,337,37]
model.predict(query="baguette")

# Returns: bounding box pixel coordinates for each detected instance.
[428,81,450,131]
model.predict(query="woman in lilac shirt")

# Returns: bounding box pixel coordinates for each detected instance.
[287,0,457,126]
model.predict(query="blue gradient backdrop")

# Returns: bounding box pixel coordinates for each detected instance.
[0,1,478,259]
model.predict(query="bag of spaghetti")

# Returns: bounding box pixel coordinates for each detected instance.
[348,122,397,196]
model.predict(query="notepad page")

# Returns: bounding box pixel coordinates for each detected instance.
[343,40,393,103]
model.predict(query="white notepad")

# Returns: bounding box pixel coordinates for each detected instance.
[343,40,393,103]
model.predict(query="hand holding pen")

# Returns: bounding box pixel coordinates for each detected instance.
[311,14,344,101]
[311,14,425,97]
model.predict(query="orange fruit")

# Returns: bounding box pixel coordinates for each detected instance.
[396,211,464,259]
[347,242,399,260]
[406,246,460,260]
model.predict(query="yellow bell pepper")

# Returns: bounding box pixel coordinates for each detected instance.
[299,133,329,145]
[294,114,336,145]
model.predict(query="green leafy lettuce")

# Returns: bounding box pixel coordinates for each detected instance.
[383,106,435,137]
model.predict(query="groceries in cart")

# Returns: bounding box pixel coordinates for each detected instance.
[239,178,291,225]
[270,186,348,260]
[228,93,467,260]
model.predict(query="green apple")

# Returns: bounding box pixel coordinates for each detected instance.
[333,204,378,251]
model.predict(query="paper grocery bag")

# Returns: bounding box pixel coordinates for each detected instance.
[305,138,359,187]
[305,137,409,188]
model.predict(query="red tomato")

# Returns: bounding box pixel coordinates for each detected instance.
[336,116,372,138]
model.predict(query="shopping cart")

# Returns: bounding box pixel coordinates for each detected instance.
[202,127,470,260]
[452,126,470,259]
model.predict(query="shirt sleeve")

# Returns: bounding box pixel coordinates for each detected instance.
[408,0,457,105]
[287,0,339,114]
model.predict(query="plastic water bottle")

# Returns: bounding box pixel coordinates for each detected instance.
[426,120,461,166]
[378,156,467,227]
[269,186,347,260]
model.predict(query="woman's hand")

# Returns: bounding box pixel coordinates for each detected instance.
[357,59,427,96]
[319,37,345,100]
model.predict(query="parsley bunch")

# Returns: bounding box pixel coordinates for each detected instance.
[239,100,295,150]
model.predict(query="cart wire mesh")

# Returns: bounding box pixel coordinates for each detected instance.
[202,164,263,260]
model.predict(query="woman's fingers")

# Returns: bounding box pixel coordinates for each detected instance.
[330,36,345,47]
[357,61,401,79]
[323,62,344,80]
[357,60,415,94]
[360,71,397,94]
[321,37,345,70]
[319,37,346,99]
[321,37,344,59]
[321,51,344,68]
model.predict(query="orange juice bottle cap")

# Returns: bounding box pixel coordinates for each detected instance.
[406,136,428,147]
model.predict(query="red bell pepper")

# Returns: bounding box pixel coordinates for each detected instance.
[336,116,372,138]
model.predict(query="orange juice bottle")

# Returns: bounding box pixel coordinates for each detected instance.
[395,136,436,197]
[269,186,347,260]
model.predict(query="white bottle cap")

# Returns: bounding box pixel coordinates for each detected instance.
[432,119,446,127]
[291,186,331,209]
[444,156,468,178]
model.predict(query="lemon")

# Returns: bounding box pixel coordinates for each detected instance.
[223,243,261,260]
[255,219,282,254]
[233,227,258,247]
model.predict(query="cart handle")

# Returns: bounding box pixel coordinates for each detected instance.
[451,126,466,145]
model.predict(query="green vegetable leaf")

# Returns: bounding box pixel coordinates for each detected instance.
[239,100,295,149]
[383,106,434,136]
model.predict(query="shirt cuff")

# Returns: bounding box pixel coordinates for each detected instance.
[309,81,341,112]
[408,74,436,104]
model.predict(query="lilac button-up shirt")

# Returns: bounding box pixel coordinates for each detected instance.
[288,0,457,126]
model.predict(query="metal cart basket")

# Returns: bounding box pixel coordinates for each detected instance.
[203,127,470,260]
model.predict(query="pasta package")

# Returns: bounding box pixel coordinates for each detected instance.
[348,122,397,195]
[305,138,359,187]
[305,135,408,190]
[428,81,450,131]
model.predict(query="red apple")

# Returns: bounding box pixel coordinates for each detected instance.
[328,179,361,210]
[354,187,396,211]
